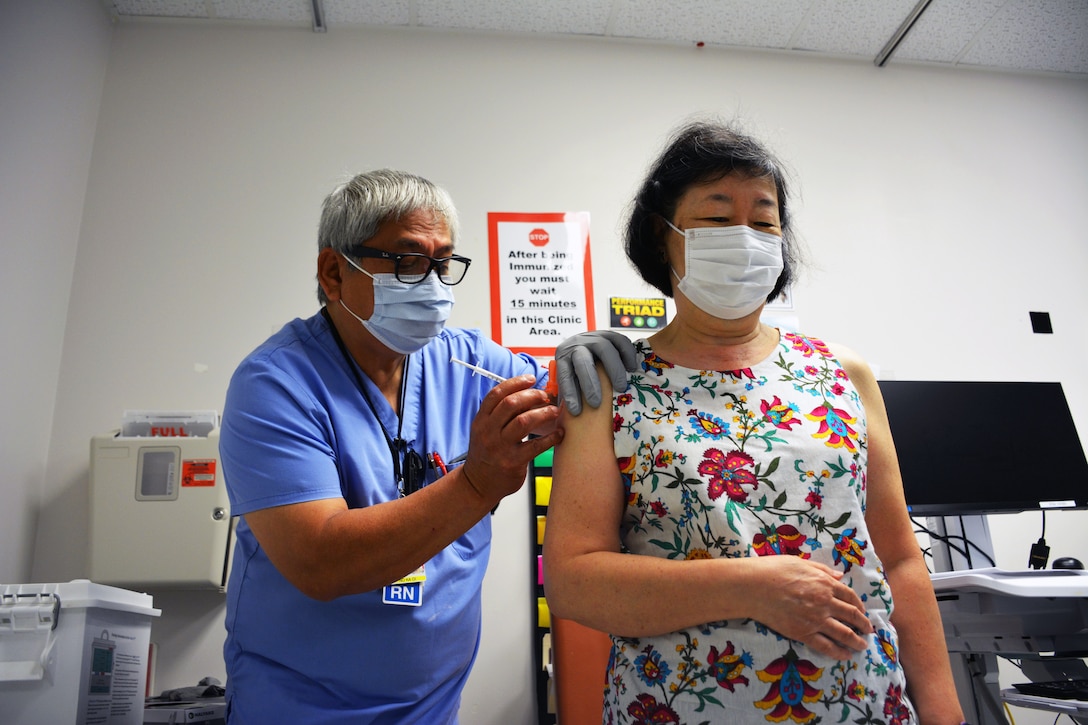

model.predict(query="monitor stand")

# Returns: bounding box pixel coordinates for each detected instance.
[928,514,995,573]
[927,515,1005,725]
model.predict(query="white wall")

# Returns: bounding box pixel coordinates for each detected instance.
[0,0,112,584]
[7,11,1087,724]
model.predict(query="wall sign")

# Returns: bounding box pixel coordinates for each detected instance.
[609,296,667,330]
[488,212,595,356]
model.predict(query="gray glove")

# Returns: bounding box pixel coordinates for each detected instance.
[554,331,639,416]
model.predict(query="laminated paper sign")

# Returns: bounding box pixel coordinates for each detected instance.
[488,212,596,356]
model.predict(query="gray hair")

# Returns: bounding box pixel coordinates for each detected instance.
[316,169,460,303]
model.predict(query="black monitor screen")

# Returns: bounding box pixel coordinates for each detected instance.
[877,380,1088,515]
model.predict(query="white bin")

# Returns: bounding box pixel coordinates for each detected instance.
[0,580,160,725]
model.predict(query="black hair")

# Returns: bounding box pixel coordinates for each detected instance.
[624,121,798,300]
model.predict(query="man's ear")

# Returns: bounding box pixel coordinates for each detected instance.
[317,248,344,302]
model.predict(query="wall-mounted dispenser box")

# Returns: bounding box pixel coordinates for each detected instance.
[88,424,233,591]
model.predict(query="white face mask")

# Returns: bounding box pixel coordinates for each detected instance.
[340,254,454,354]
[665,220,784,320]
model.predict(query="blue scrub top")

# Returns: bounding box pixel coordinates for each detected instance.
[220,311,544,724]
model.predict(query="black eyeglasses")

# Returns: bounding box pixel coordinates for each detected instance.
[347,246,472,286]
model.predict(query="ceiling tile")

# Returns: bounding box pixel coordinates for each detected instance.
[110,0,210,18]
[212,0,312,22]
[416,0,614,35]
[957,0,1088,74]
[893,0,1006,63]
[325,0,413,26]
[609,0,811,48]
[103,0,1088,75]
[789,0,920,56]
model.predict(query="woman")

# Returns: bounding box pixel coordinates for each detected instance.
[543,121,964,723]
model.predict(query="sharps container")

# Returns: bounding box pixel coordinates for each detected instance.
[0,580,160,724]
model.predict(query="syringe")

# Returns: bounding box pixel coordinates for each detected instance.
[450,357,507,383]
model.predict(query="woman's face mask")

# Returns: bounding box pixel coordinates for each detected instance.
[665,220,783,320]
[340,254,454,354]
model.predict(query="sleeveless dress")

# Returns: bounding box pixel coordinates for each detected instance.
[604,333,916,724]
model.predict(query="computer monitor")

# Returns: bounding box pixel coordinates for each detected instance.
[877,380,1088,516]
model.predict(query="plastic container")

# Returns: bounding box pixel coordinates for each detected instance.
[143,698,225,723]
[0,580,160,725]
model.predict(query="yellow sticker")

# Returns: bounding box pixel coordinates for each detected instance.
[395,565,426,585]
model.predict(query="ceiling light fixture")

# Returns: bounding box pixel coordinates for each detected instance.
[874,0,932,67]
[311,0,327,33]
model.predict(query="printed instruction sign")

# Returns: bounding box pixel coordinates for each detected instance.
[488,212,596,356]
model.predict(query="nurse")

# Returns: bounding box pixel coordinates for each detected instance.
[219,169,635,723]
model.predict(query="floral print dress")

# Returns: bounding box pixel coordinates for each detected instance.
[604,333,915,725]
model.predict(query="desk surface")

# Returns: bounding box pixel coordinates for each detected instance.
[931,567,1088,598]
[1002,688,1088,716]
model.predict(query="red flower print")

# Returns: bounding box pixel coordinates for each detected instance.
[617,456,637,477]
[883,684,911,725]
[752,524,811,558]
[760,396,802,431]
[626,693,679,725]
[755,648,824,723]
[805,404,859,451]
[727,368,755,380]
[784,333,833,359]
[653,449,677,468]
[831,383,845,396]
[707,641,752,692]
[834,368,849,380]
[805,490,823,509]
[617,393,633,406]
[698,448,758,502]
[613,413,624,432]
[846,679,866,701]
[649,500,668,517]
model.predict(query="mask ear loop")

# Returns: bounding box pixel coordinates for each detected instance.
[662,218,685,237]
[342,253,377,280]
[338,253,376,328]
[660,218,687,285]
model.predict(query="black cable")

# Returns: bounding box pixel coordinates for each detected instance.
[965,654,1011,724]
[947,516,996,567]
[911,517,996,568]
[1028,510,1050,570]
[918,545,934,572]
[911,518,970,560]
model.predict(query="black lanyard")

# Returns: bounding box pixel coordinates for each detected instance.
[321,307,422,495]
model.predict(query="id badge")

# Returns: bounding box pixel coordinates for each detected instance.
[382,564,426,607]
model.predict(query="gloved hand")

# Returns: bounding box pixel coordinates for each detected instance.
[553,331,639,415]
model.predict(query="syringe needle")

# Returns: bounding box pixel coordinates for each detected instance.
[450,357,506,383]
